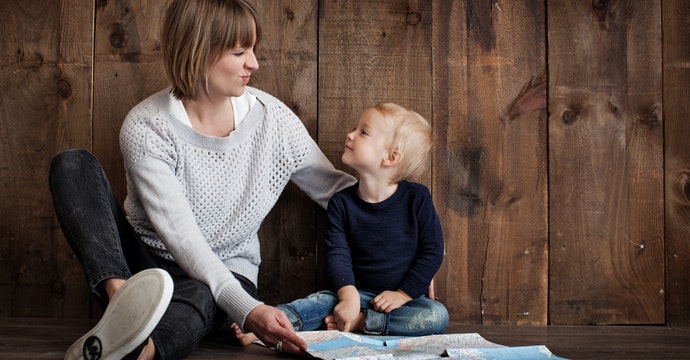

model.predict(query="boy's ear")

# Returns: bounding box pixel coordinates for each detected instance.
[383,149,402,167]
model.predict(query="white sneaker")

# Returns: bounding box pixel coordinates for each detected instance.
[64,268,174,360]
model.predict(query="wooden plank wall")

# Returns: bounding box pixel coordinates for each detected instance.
[548,1,665,325]
[0,0,688,326]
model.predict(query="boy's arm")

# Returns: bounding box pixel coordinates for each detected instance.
[397,189,445,299]
[332,285,362,331]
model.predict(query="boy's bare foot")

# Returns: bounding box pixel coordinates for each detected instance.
[324,313,365,332]
[324,315,338,330]
[136,338,156,360]
[231,323,259,346]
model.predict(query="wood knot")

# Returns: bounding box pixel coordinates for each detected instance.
[592,0,610,11]
[284,8,295,21]
[640,112,660,126]
[52,281,66,299]
[562,109,578,124]
[592,0,610,23]
[56,78,72,99]
[675,171,690,204]
[110,23,125,49]
[406,12,422,25]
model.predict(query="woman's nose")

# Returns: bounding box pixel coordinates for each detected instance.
[246,50,259,70]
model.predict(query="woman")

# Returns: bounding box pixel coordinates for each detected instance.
[50,0,355,359]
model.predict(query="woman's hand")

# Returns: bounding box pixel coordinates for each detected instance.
[371,290,412,313]
[244,304,307,355]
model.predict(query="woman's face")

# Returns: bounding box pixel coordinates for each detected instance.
[206,45,259,98]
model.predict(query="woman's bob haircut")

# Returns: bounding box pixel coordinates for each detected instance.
[161,0,262,100]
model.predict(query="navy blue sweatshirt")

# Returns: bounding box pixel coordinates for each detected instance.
[325,181,444,299]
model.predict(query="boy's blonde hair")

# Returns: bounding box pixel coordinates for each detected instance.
[161,0,262,100]
[374,102,432,183]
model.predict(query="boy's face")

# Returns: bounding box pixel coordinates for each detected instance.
[342,108,394,174]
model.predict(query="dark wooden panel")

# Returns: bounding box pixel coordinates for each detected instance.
[0,0,93,318]
[250,0,321,304]
[93,0,171,200]
[318,0,433,175]
[663,0,690,325]
[432,1,548,325]
[548,0,664,324]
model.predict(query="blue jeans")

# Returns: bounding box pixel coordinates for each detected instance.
[49,149,256,360]
[278,290,449,336]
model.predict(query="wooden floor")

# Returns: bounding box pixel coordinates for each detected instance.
[2,317,690,359]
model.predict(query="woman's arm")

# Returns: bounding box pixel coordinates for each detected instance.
[127,156,262,327]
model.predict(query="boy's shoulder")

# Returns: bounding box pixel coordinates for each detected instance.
[400,180,431,195]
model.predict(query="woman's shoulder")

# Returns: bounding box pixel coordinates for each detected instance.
[120,88,178,154]
[245,86,281,107]
[125,88,174,120]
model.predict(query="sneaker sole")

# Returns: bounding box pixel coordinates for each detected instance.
[64,268,174,360]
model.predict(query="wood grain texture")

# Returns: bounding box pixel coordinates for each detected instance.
[93,0,171,200]
[663,0,690,325]
[318,0,433,176]
[548,0,664,324]
[250,0,322,304]
[0,0,93,317]
[432,1,548,325]
[0,0,687,326]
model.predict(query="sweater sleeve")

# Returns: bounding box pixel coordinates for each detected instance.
[324,193,356,291]
[397,188,445,299]
[126,156,262,327]
[291,142,357,209]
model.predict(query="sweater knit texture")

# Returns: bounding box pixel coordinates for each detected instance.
[325,181,444,299]
[119,87,355,328]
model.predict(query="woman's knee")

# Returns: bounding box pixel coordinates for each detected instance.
[50,149,97,173]
[49,149,101,188]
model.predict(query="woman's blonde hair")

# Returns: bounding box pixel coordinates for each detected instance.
[374,102,432,183]
[161,0,262,100]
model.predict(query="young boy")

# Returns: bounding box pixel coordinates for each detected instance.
[236,103,447,345]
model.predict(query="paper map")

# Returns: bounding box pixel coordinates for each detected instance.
[293,331,568,360]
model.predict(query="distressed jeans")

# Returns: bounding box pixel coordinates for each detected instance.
[49,149,256,360]
[278,290,449,336]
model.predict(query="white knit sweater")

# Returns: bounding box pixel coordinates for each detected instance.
[119,86,355,328]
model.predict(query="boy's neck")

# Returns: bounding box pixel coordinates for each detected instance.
[356,175,399,203]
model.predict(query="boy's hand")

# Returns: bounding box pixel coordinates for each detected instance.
[371,290,412,313]
[332,298,361,331]
[332,285,361,332]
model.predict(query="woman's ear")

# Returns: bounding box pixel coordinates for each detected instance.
[383,150,402,167]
